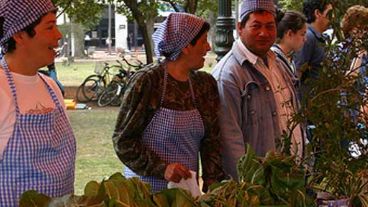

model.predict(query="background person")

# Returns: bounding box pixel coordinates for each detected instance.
[113,12,226,193]
[341,5,368,80]
[0,0,76,206]
[341,5,368,120]
[271,10,307,80]
[293,0,333,83]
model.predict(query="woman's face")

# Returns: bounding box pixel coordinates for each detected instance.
[287,24,307,52]
[184,32,211,70]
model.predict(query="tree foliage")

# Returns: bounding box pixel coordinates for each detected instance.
[53,0,104,29]
[278,0,303,11]
[52,0,105,58]
[109,0,159,64]
[106,0,216,64]
[52,0,217,63]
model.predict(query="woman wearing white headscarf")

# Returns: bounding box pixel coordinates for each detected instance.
[113,12,226,193]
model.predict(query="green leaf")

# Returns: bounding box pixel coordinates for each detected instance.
[154,188,196,207]
[153,193,170,207]
[84,180,100,196]
[19,190,51,207]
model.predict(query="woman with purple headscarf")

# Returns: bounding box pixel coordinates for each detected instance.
[0,0,76,206]
[113,12,226,193]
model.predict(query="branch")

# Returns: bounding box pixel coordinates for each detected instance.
[56,0,73,18]
[161,0,183,12]
[310,87,343,103]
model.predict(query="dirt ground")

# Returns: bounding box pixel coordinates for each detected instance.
[64,86,120,110]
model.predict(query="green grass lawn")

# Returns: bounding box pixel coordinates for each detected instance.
[67,108,122,195]
[54,62,119,86]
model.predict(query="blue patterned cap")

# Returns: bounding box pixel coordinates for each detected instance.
[152,12,205,61]
[240,0,276,21]
[0,0,56,52]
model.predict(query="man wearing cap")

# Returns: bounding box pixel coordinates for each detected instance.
[113,12,226,193]
[0,0,76,205]
[212,0,303,179]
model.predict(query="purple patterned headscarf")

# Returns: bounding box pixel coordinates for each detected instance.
[0,0,56,53]
[240,0,276,21]
[152,12,206,61]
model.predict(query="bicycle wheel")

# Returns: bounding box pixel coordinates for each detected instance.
[75,84,88,103]
[81,75,106,102]
[110,82,126,106]
[97,81,120,107]
[76,75,101,102]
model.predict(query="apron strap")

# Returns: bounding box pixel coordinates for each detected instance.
[1,58,21,115]
[38,73,63,110]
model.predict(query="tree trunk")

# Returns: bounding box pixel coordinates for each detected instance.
[145,17,155,63]
[123,0,155,64]
[185,0,197,14]
[137,21,154,64]
[134,14,153,64]
[72,23,86,58]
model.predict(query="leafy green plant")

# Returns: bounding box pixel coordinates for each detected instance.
[20,173,197,207]
[198,144,312,207]
[291,17,368,207]
[20,150,311,207]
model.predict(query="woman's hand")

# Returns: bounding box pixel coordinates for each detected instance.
[164,163,191,183]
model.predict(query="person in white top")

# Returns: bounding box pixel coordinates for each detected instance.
[0,0,76,205]
[271,10,307,80]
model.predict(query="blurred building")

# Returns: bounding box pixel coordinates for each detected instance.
[57,2,176,55]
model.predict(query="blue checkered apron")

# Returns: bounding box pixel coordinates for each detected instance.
[124,68,205,192]
[0,59,76,206]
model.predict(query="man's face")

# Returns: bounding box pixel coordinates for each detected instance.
[237,11,276,57]
[21,12,62,67]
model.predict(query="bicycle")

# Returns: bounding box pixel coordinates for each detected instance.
[76,61,122,103]
[121,55,144,71]
[97,69,129,107]
[97,57,145,107]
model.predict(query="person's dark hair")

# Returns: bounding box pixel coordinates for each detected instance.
[276,10,307,40]
[6,19,41,53]
[303,0,329,23]
[190,21,210,46]
[3,10,56,53]
[239,10,276,28]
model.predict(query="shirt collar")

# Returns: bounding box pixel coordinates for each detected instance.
[308,25,322,38]
[236,39,276,65]
[236,39,259,65]
[308,25,328,42]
